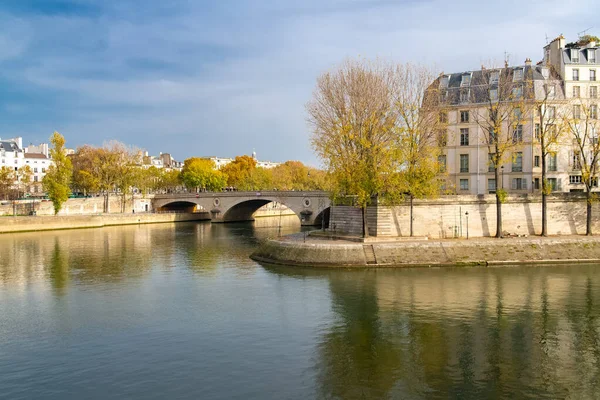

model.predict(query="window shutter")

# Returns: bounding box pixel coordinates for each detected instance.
[557,179,562,191]
[512,179,517,190]
[523,180,527,190]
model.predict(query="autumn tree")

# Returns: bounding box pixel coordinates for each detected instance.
[180,158,227,192]
[0,166,16,200]
[563,100,600,235]
[71,145,100,196]
[16,165,33,197]
[43,131,73,214]
[307,59,401,237]
[220,155,257,189]
[469,65,531,238]
[392,63,446,236]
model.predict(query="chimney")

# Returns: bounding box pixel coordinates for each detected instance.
[525,58,532,66]
[15,137,22,149]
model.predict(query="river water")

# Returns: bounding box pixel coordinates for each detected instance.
[1,219,600,399]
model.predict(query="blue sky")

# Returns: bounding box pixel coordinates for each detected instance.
[0,0,598,165]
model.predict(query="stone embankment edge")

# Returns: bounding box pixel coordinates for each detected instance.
[250,235,600,268]
[0,212,210,234]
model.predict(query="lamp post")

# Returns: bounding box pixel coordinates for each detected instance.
[465,211,469,240]
[500,166,504,189]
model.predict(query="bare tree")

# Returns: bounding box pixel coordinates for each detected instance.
[469,65,531,237]
[563,100,600,235]
[528,67,567,236]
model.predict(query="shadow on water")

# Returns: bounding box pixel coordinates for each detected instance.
[262,263,600,399]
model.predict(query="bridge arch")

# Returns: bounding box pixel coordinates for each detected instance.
[156,201,202,213]
[220,198,301,223]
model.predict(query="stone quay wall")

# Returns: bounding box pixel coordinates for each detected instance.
[251,234,600,268]
[0,213,210,234]
[330,194,600,238]
[0,196,153,216]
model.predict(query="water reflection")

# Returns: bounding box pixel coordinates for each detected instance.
[263,265,600,399]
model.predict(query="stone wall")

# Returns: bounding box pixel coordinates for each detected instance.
[0,196,153,216]
[330,194,600,238]
[0,213,209,234]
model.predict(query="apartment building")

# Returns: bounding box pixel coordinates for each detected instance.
[1,137,52,193]
[437,34,598,194]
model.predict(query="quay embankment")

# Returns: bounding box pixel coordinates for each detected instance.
[250,233,600,267]
[0,212,210,234]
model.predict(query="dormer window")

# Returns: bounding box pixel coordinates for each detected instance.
[461,74,471,87]
[541,67,550,79]
[490,71,499,84]
[513,68,524,81]
[460,89,469,103]
[439,76,449,88]
[571,48,580,63]
[590,49,597,63]
[512,86,523,98]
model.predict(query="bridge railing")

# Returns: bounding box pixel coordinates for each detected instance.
[153,191,330,199]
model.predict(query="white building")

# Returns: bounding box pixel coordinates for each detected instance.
[437,33,599,194]
[0,137,52,194]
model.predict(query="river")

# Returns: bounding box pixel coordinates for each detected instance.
[1,219,599,399]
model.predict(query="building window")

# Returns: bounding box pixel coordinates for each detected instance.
[573,69,580,81]
[488,153,496,172]
[460,128,469,146]
[535,123,541,140]
[437,130,448,147]
[572,151,582,170]
[591,86,598,98]
[34,176,38,182]
[590,49,597,63]
[548,178,561,191]
[460,110,469,123]
[460,154,469,173]
[34,168,38,173]
[534,155,540,167]
[548,153,557,171]
[512,86,523,98]
[592,69,597,81]
[440,76,449,88]
[535,178,540,190]
[512,125,523,143]
[572,49,580,63]
[437,155,447,172]
[574,104,582,119]
[591,105,598,119]
[42,168,45,173]
[490,71,500,84]
[461,74,471,87]
[570,175,583,184]
[513,68,524,81]
[592,177,599,187]
[512,178,527,190]
[548,106,556,119]
[488,179,496,191]
[460,89,469,103]
[460,179,469,190]
[573,86,581,98]
[490,89,498,100]
[512,152,523,172]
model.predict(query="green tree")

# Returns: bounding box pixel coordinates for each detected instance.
[16,165,33,197]
[43,131,73,214]
[180,158,227,192]
[307,59,402,237]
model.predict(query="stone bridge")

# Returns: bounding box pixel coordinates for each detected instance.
[152,191,331,226]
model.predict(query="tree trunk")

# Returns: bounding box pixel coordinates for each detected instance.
[362,205,369,238]
[587,192,592,236]
[541,148,547,236]
[409,194,414,237]
[495,167,502,238]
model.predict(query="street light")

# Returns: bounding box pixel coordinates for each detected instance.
[500,166,504,189]
[465,211,469,240]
